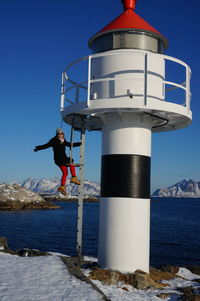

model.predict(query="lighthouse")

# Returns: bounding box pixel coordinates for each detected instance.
[61,0,192,273]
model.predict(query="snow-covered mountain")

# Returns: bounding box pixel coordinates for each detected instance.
[152,179,200,198]
[21,177,100,197]
[12,178,200,198]
[21,177,60,194]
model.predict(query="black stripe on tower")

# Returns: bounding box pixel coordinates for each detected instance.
[101,154,150,198]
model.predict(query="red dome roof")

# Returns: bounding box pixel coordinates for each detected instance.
[89,0,168,51]
[99,9,161,36]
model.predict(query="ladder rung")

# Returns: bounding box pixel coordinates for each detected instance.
[66,163,84,167]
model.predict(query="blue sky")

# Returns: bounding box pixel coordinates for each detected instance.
[0,0,199,192]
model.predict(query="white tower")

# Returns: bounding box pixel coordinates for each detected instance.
[61,0,192,273]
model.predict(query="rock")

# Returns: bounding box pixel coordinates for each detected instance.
[0,183,59,210]
[156,293,174,299]
[127,270,166,289]
[0,200,59,210]
[150,267,177,281]
[157,265,179,274]
[16,249,51,257]
[186,266,200,276]
[0,237,8,250]
[89,267,166,289]
[61,257,111,301]
[178,286,200,300]
[89,268,120,285]
[121,287,129,291]
[0,183,44,202]
[42,195,99,202]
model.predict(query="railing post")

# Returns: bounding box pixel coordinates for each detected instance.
[186,66,190,112]
[69,116,75,164]
[60,72,65,111]
[87,56,91,108]
[162,57,165,101]
[144,53,148,106]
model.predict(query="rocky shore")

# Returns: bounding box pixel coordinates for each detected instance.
[0,183,59,210]
[0,182,99,210]
[42,194,99,202]
[0,236,200,301]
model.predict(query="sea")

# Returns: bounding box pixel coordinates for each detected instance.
[0,197,199,267]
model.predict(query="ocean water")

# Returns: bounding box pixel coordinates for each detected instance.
[0,198,199,267]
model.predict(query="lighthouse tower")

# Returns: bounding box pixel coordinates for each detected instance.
[61,0,192,273]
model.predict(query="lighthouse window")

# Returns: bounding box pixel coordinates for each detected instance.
[90,34,114,53]
[90,31,165,54]
[113,32,163,53]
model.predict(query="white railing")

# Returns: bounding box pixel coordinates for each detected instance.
[60,51,191,112]
[60,56,89,111]
[162,54,191,111]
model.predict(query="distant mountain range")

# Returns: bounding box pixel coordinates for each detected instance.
[152,179,200,198]
[3,178,199,199]
[20,177,100,197]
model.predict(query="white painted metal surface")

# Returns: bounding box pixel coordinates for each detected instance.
[98,197,150,273]
[60,49,191,132]
[99,113,152,272]
[60,48,192,274]
[90,50,164,102]
[101,112,152,156]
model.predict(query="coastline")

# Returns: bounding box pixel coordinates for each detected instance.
[41,195,99,202]
[0,200,60,211]
[0,242,200,300]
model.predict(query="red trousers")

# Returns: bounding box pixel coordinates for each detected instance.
[59,165,76,186]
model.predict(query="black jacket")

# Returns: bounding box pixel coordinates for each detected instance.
[35,136,81,166]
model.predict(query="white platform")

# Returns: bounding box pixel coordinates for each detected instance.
[61,49,192,132]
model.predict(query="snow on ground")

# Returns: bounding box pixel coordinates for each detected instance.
[0,253,102,301]
[0,252,200,301]
[82,270,180,301]
[82,265,200,301]
[176,267,200,280]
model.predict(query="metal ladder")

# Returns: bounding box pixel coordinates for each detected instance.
[69,116,86,258]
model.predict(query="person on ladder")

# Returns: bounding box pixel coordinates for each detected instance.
[34,128,81,195]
